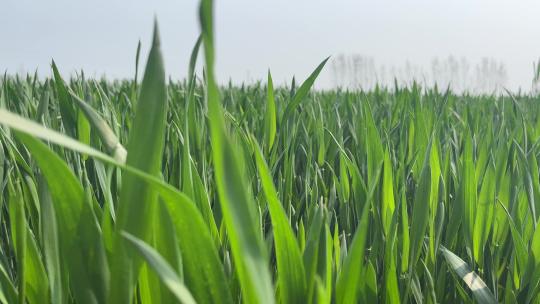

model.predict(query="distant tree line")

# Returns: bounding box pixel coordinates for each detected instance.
[331,54,511,94]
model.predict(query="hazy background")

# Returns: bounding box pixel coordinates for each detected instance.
[2,0,540,93]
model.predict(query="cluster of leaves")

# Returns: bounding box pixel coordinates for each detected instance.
[1,1,540,303]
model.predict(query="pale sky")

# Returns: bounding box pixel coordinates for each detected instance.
[2,1,540,92]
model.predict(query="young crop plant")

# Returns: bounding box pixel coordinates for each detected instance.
[0,0,539,303]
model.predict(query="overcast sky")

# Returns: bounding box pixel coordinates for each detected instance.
[2,1,540,91]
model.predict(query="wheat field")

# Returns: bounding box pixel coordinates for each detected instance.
[0,1,539,303]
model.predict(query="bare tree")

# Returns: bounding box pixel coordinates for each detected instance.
[533,59,540,95]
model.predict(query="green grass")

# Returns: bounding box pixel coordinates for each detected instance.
[0,1,540,303]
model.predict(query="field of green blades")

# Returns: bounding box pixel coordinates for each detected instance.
[1,1,540,304]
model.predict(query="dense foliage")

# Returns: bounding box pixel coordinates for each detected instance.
[1,1,540,303]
